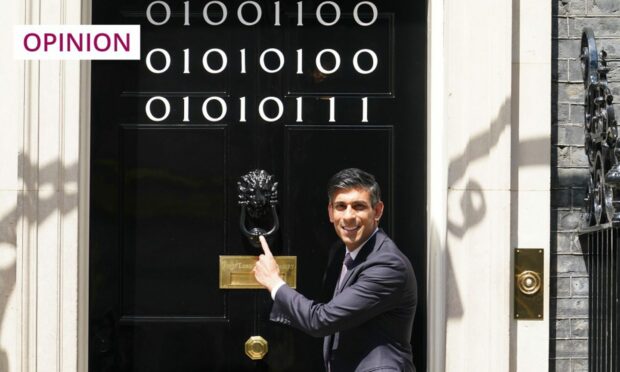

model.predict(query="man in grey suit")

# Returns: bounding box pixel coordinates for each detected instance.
[254,168,417,372]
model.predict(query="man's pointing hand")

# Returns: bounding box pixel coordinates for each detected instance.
[253,235,284,292]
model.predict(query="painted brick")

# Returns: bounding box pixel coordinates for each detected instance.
[557,145,572,167]
[571,276,589,296]
[557,210,583,231]
[554,318,571,338]
[574,232,588,255]
[600,46,620,59]
[556,125,585,146]
[570,146,589,167]
[552,167,589,187]
[608,60,620,82]
[556,59,569,81]
[553,102,571,123]
[556,276,572,297]
[570,358,588,371]
[573,17,620,37]
[555,231,576,253]
[587,0,620,15]
[570,104,584,124]
[571,318,589,338]
[555,254,588,274]
[559,82,585,103]
[572,187,588,211]
[598,39,620,59]
[551,359,571,371]
[555,210,584,230]
[552,188,572,208]
[559,39,583,59]
[554,339,588,357]
[571,0,588,14]
[557,17,570,39]
[568,59,583,83]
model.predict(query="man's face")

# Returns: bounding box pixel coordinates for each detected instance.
[328,187,384,251]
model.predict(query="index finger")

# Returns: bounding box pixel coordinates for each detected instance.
[258,235,273,257]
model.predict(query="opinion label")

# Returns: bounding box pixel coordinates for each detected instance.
[14,25,141,60]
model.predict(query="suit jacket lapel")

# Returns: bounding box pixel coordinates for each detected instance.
[324,229,389,366]
[335,229,386,293]
[326,230,388,360]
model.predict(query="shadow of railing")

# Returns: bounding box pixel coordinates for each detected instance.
[445,95,550,322]
[0,154,78,372]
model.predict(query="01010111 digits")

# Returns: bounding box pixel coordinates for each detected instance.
[144,96,371,124]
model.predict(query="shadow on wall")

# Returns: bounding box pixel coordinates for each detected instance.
[444,96,550,321]
[444,99,510,320]
[0,154,78,372]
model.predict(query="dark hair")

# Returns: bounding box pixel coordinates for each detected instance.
[327,168,382,206]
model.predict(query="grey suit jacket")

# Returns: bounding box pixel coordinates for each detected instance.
[270,229,417,372]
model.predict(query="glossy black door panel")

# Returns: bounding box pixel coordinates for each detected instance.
[120,126,227,318]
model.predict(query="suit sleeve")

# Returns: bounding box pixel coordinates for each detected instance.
[270,253,408,337]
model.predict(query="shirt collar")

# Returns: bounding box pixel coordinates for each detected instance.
[346,227,379,261]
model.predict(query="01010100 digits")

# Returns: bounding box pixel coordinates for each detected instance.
[144,47,378,76]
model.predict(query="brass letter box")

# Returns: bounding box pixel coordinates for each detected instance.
[219,256,297,289]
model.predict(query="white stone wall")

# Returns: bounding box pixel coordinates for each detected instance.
[443,0,513,368]
[436,0,551,370]
[512,0,552,369]
[1,0,89,371]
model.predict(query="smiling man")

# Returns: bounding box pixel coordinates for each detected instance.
[254,168,417,372]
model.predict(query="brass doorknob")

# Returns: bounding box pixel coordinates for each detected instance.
[245,336,268,360]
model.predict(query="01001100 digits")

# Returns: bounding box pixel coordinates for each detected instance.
[145,0,379,27]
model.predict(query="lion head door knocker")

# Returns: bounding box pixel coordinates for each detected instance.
[237,170,279,247]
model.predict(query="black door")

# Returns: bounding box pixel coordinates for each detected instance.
[89,0,426,371]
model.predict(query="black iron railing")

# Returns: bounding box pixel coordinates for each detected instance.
[578,25,620,372]
[578,226,619,372]
[579,27,619,227]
